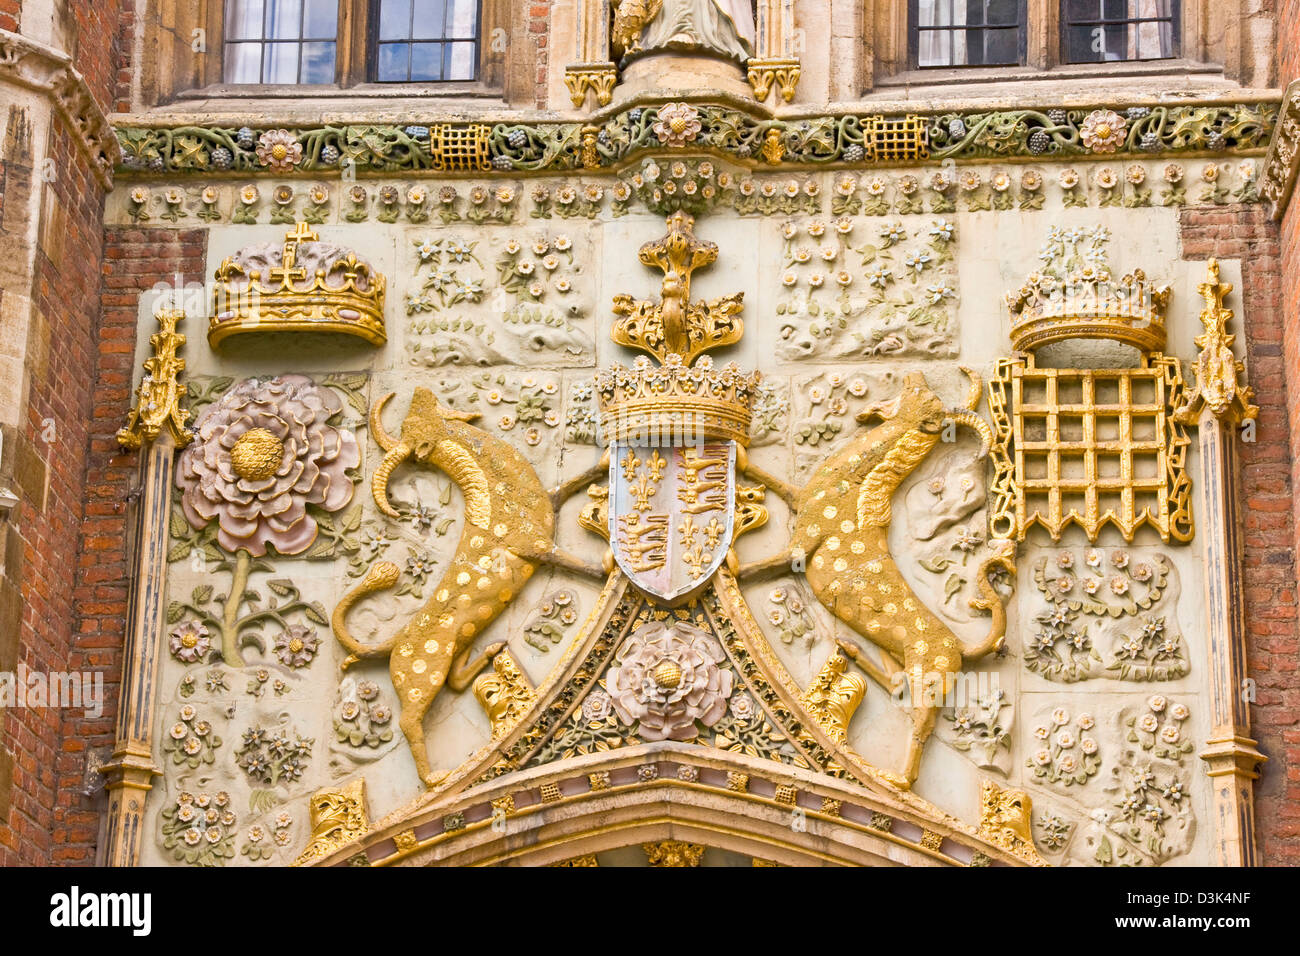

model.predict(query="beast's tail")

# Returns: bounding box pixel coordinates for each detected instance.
[960,540,1017,660]
[331,561,403,670]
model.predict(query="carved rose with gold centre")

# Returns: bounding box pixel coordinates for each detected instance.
[606,621,734,741]
[177,375,359,556]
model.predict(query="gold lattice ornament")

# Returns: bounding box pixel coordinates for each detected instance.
[988,354,1193,543]
[863,114,929,162]
[989,226,1193,543]
[430,123,491,172]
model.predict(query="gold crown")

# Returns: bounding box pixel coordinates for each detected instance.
[1007,226,1169,354]
[595,354,760,445]
[210,222,386,347]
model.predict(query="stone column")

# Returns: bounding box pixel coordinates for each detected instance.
[1175,260,1267,866]
[100,309,193,867]
[1194,413,1267,866]
[101,437,178,866]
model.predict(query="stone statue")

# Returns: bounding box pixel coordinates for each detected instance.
[617,0,756,63]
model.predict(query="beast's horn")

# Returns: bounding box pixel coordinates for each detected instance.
[959,366,983,412]
[371,441,412,518]
[370,393,400,452]
[946,410,994,457]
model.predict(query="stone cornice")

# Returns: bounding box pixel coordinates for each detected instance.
[0,28,120,189]
[113,98,1278,178]
[1261,78,1300,220]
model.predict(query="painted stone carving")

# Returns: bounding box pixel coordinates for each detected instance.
[523,589,582,652]
[1025,549,1188,682]
[332,677,395,753]
[1082,697,1195,866]
[160,791,237,867]
[775,216,958,361]
[753,369,1016,789]
[406,233,595,367]
[606,621,734,741]
[1026,707,1101,788]
[943,688,1012,774]
[210,223,386,346]
[176,374,360,558]
[331,388,599,786]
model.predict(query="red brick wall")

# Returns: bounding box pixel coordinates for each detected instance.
[0,0,130,865]
[0,121,104,866]
[46,228,206,865]
[0,0,18,34]
[1281,0,1300,87]
[528,1,552,108]
[1275,0,1300,866]
[1179,204,1300,865]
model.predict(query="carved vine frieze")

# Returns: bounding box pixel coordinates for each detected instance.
[114,102,1275,177]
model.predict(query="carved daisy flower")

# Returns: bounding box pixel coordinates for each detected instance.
[255,129,303,173]
[170,621,212,663]
[1079,109,1128,153]
[652,103,702,147]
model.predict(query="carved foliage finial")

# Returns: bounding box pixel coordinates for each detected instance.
[117,309,193,450]
[1174,258,1259,426]
[611,212,744,365]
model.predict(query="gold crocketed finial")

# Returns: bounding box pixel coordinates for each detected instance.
[610,211,745,366]
[117,309,193,450]
[1174,258,1259,426]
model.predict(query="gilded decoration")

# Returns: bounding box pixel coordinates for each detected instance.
[473,651,538,740]
[1174,259,1259,426]
[330,387,602,786]
[117,309,194,450]
[115,102,1275,176]
[293,780,368,866]
[977,781,1047,866]
[609,210,745,367]
[747,56,801,103]
[643,840,705,867]
[210,222,387,347]
[738,367,1016,789]
[126,74,1266,867]
[989,227,1194,543]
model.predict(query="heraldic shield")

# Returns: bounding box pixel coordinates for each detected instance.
[609,439,737,603]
